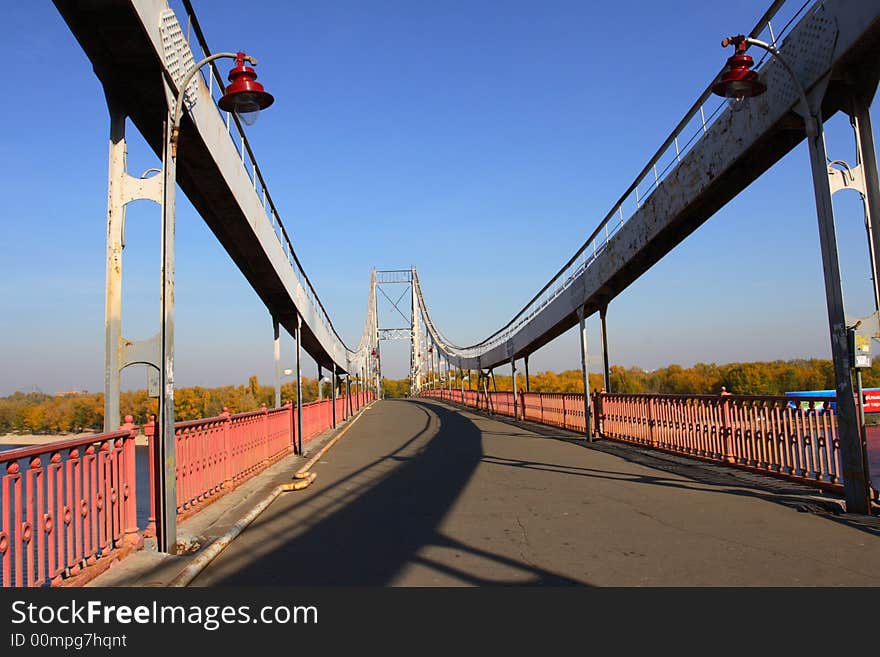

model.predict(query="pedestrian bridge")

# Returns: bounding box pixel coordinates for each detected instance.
[2,0,878,586]
[93,398,880,586]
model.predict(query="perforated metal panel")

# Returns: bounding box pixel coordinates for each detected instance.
[767,12,838,112]
[159,9,199,114]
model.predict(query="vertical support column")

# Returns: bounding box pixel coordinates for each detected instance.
[295,313,303,455]
[411,269,421,392]
[511,357,518,420]
[852,96,880,315]
[317,364,323,402]
[331,364,337,428]
[807,118,870,513]
[524,355,530,393]
[104,106,126,432]
[376,345,382,399]
[600,305,611,393]
[157,114,178,553]
[577,307,593,441]
[273,316,281,409]
[483,371,493,414]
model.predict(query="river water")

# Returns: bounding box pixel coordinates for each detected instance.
[0,445,152,529]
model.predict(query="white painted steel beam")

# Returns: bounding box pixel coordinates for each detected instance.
[417,0,880,372]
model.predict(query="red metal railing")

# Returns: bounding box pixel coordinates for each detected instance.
[421,389,878,501]
[0,419,140,587]
[144,395,375,530]
[2,389,376,587]
[598,393,864,495]
[423,389,590,433]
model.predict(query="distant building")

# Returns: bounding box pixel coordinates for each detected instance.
[56,390,88,397]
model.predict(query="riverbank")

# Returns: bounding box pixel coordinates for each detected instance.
[0,432,149,447]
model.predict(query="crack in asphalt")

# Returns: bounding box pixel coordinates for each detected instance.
[515,515,537,568]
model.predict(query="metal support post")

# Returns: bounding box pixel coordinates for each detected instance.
[524,355,530,392]
[851,95,880,314]
[808,118,870,513]
[511,357,518,420]
[104,107,126,432]
[376,344,382,399]
[273,316,281,408]
[578,307,593,441]
[295,313,303,455]
[600,305,611,392]
[483,372,493,414]
[158,114,178,552]
[331,364,337,428]
[411,270,421,392]
[317,364,323,402]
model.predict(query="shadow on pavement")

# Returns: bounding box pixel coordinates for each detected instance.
[196,399,585,586]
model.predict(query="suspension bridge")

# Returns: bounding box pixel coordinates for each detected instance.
[2,0,880,587]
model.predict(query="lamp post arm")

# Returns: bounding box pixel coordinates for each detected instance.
[170,52,257,155]
[741,37,818,137]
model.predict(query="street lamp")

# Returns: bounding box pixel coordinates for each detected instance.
[171,52,273,156]
[712,35,870,514]
[711,38,766,100]
[156,50,273,554]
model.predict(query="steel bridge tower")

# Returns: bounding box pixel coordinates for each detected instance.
[375,269,422,394]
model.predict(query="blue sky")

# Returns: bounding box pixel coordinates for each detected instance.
[2,0,877,395]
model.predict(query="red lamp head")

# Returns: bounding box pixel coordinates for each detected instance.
[711,37,766,99]
[218,52,274,125]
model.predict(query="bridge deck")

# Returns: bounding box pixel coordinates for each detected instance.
[192,399,880,586]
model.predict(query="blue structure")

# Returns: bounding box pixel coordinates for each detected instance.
[785,389,880,413]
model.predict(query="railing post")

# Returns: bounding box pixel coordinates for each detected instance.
[120,415,141,547]
[593,391,603,436]
[577,307,592,441]
[511,357,518,420]
[222,407,233,488]
[721,388,735,463]
[647,396,657,447]
[144,415,157,539]
[261,403,269,467]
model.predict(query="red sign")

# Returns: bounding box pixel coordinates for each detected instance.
[863,391,880,414]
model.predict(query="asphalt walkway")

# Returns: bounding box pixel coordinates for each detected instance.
[190,398,880,586]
